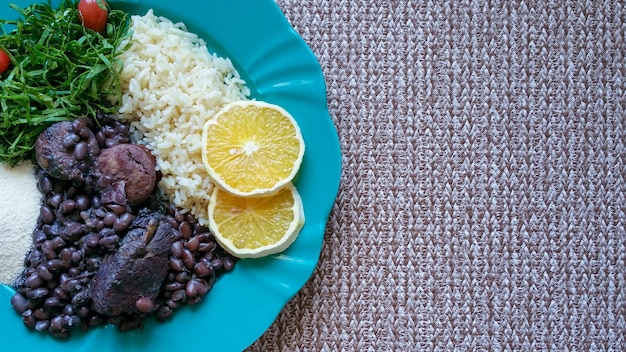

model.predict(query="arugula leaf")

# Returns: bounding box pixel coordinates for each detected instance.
[0,0,130,165]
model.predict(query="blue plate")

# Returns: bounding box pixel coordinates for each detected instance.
[0,1,341,351]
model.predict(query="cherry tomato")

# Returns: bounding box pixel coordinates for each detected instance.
[78,0,109,33]
[0,50,9,74]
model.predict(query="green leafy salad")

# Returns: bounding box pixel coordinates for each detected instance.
[0,0,129,165]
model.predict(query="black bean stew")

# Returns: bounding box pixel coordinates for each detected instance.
[10,113,236,338]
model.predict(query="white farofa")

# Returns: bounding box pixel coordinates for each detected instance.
[112,10,249,225]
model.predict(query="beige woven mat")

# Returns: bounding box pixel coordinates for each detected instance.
[248,1,626,350]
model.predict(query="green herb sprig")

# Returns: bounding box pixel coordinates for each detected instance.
[0,0,130,165]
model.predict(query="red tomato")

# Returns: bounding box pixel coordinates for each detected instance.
[0,50,9,74]
[78,0,109,33]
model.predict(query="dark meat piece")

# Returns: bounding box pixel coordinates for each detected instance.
[91,210,176,316]
[35,120,99,183]
[99,180,127,206]
[94,144,157,205]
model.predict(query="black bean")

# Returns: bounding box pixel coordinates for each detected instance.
[79,209,91,221]
[113,216,132,232]
[75,195,91,211]
[104,138,120,148]
[83,217,97,230]
[32,230,47,246]
[178,221,192,239]
[71,118,87,134]
[65,222,85,241]
[211,258,223,270]
[86,257,100,271]
[62,304,75,317]
[46,259,64,272]
[66,186,78,199]
[88,314,107,327]
[170,241,184,258]
[196,232,213,242]
[166,299,180,309]
[94,207,107,218]
[116,213,134,229]
[108,204,126,215]
[25,273,43,289]
[62,279,82,294]
[37,265,54,282]
[41,224,52,236]
[99,234,119,251]
[53,287,69,301]
[100,227,115,238]
[46,279,58,291]
[165,282,183,292]
[95,130,106,146]
[42,240,57,260]
[193,261,212,278]
[73,141,88,160]
[10,293,28,314]
[59,248,73,263]
[185,279,201,298]
[48,194,64,210]
[49,223,64,237]
[52,236,66,249]
[187,236,200,251]
[166,204,177,217]
[22,310,36,328]
[26,287,49,300]
[174,211,185,223]
[196,278,210,297]
[33,308,49,320]
[102,213,117,226]
[71,290,91,309]
[169,257,184,272]
[184,213,197,225]
[175,272,188,283]
[44,296,60,310]
[181,249,195,269]
[61,133,80,149]
[194,224,209,233]
[78,126,91,140]
[62,315,81,330]
[135,297,155,313]
[40,206,55,224]
[60,199,76,213]
[50,315,63,331]
[198,242,216,253]
[35,320,50,332]
[38,176,53,194]
[25,250,42,267]
[58,273,70,285]
[75,306,90,319]
[155,306,173,321]
[83,233,100,248]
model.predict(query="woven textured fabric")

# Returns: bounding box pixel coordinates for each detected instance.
[248,0,626,350]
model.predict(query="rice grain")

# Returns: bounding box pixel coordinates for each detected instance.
[113,10,249,225]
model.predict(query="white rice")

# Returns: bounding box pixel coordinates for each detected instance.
[112,10,250,225]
